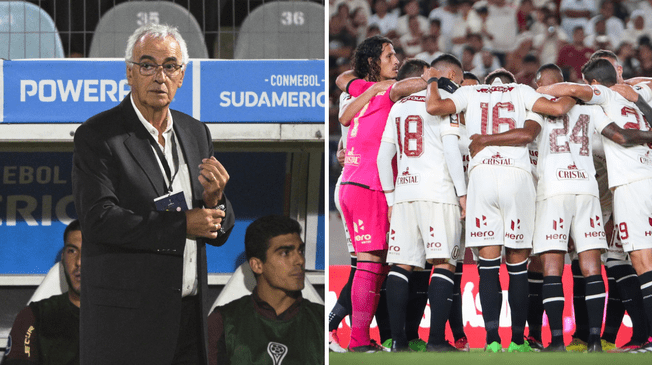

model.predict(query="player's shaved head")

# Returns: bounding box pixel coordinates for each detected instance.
[431,53,463,84]
[397,59,429,80]
[535,63,564,87]
[485,68,516,84]
[582,58,618,87]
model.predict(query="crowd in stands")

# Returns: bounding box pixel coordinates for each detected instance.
[328,0,652,135]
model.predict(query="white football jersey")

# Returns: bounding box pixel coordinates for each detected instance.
[339,92,353,150]
[448,79,544,173]
[457,121,471,185]
[536,103,607,200]
[590,85,652,188]
[381,89,459,204]
[592,130,612,213]
[634,82,652,104]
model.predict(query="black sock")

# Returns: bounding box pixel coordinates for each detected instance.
[638,270,652,338]
[542,275,565,346]
[385,266,411,347]
[610,261,649,343]
[406,268,429,341]
[585,274,606,344]
[478,256,502,344]
[449,262,466,341]
[602,267,624,343]
[328,257,356,331]
[507,259,529,344]
[571,260,588,341]
[427,268,455,345]
[376,266,392,343]
[527,270,544,341]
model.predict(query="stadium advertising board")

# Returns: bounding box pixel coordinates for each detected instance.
[0,151,324,274]
[329,265,631,349]
[0,59,324,123]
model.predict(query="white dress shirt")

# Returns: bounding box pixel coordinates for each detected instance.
[131,95,198,297]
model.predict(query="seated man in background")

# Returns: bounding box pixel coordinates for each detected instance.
[208,215,324,365]
[3,220,82,365]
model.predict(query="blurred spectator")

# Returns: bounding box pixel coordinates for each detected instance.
[366,24,383,39]
[415,35,443,64]
[427,19,449,54]
[329,9,357,63]
[515,53,540,88]
[586,0,625,46]
[559,0,596,39]
[396,0,429,37]
[369,0,399,38]
[557,26,595,82]
[585,16,618,50]
[517,0,536,33]
[637,42,652,77]
[469,2,496,54]
[622,10,652,47]
[331,0,372,22]
[485,0,518,66]
[428,0,458,52]
[351,7,370,44]
[461,45,477,71]
[400,15,425,57]
[615,41,641,80]
[472,47,501,81]
[528,5,552,37]
[533,13,569,65]
[450,0,480,58]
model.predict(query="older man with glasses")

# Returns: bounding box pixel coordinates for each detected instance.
[72,23,234,365]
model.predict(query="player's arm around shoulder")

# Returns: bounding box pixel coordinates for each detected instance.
[424,67,457,116]
[536,82,594,103]
[601,122,652,147]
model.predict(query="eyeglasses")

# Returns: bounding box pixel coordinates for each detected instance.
[128,61,183,77]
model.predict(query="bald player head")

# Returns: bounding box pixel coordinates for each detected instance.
[535,63,564,88]
[430,53,464,85]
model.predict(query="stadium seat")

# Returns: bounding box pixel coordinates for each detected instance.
[0,1,64,59]
[28,262,68,304]
[89,1,208,58]
[234,1,324,59]
[209,262,323,313]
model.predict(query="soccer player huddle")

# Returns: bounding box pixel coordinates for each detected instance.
[329,34,652,354]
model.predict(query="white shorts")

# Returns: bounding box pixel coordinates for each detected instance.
[465,166,535,250]
[386,201,462,268]
[533,195,607,255]
[613,178,652,253]
[600,209,628,262]
[334,174,354,253]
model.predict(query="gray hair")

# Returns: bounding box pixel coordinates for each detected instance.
[124,23,189,67]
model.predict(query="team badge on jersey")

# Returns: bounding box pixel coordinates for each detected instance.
[267,342,288,365]
[592,87,601,96]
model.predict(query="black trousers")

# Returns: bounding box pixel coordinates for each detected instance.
[171,295,205,365]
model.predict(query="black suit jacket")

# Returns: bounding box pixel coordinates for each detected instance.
[72,95,234,365]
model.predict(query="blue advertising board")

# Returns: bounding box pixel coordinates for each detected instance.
[200,60,325,122]
[0,151,325,274]
[0,59,324,123]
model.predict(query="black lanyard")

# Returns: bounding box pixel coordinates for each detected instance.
[148,130,179,193]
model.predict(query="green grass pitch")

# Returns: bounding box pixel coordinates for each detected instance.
[329,349,652,364]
